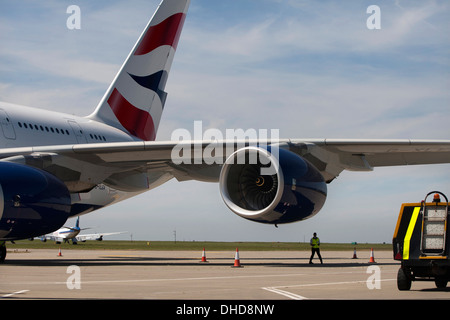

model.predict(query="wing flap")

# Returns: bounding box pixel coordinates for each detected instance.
[288,139,450,182]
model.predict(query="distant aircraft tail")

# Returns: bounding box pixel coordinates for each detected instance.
[89,0,190,141]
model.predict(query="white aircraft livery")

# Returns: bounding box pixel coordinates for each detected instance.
[0,0,449,262]
[40,217,126,244]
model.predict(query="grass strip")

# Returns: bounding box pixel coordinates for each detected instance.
[8,240,392,251]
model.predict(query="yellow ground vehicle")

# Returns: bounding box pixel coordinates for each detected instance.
[393,191,449,290]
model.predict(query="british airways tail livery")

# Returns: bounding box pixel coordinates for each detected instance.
[0,0,449,262]
[89,0,188,141]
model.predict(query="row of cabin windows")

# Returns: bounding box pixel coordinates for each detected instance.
[17,121,107,141]
[89,133,107,141]
[17,121,71,135]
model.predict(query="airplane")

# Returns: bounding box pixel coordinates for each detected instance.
[38,217,126,244]
[0,0,449,262]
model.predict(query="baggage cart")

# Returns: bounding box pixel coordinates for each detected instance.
[393,191,449,290]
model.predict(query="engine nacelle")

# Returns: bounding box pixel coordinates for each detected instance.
[0,162,71,240]
[219,146,327,224]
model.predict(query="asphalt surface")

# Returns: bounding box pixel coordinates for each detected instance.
[1,248,449,300]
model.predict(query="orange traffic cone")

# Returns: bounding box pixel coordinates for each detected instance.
[352,248,358,259]
[369,248,376,263]
[200,248,208,262]
[232,248,242,267]
[57,247,63,257]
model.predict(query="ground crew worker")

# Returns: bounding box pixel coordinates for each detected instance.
[309,232,323,264]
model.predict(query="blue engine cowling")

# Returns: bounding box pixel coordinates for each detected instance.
[0,162,71,240]
[219,146,327,224]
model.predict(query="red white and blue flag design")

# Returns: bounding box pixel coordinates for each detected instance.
[93,0,189,141]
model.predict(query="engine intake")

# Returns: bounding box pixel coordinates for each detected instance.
[0,162,71,240]
[219,146,327,224]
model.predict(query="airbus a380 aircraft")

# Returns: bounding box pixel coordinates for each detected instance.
[0,0,449,262]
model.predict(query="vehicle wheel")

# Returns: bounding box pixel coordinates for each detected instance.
[0,245,6,263]
[435,277,448,289]
[397,267,411,291]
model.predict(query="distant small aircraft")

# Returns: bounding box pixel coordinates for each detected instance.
[39,217,126,244]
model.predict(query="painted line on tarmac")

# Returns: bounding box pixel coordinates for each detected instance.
[262,278,396,300]
[276,278,397,288]
[71,272,310,285]
[262,287,307,300]
[3,272,309,286]
[1,290,29,298]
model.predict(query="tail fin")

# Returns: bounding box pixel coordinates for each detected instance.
[89,0,190,141]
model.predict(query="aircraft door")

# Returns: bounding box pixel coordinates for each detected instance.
[68,120,87,143]
[0,109,16,140]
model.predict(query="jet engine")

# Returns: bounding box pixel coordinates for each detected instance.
[219,146,327,224]
[0,162,71,240]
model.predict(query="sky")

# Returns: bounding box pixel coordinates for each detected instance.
[0,0,449,243]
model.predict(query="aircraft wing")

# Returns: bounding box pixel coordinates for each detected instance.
[0,139,449,189]
[287,139,450,182]
[75,232,127,242]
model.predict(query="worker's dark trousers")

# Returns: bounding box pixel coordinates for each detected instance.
[309,248,323,264]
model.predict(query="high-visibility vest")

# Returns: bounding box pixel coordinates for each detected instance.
[310,237,320,248]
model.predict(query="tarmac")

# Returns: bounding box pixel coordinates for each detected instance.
[1,248,449,300]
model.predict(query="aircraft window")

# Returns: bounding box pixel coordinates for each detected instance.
[16,121,72,136]
[90,133,105,141]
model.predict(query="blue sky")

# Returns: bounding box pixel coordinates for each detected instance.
[0,0,449,243]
